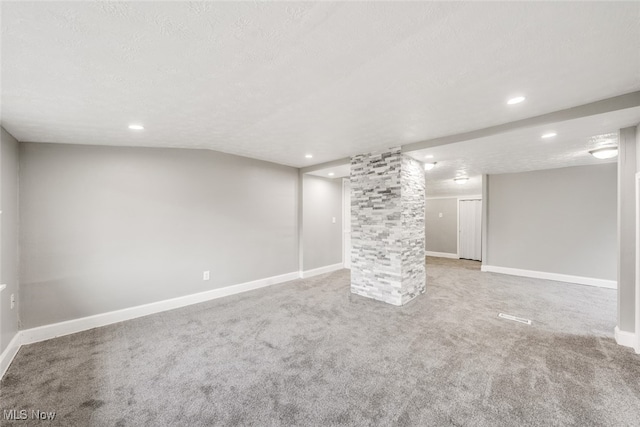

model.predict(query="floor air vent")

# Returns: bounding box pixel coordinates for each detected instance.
[498,313,532,325]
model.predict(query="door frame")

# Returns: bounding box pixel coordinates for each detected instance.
[342,178,351,269]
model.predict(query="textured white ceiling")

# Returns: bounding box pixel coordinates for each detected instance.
[408,107,640,197]
[2,2,639,167]
[307,163,350,180]
[426,176,484,199]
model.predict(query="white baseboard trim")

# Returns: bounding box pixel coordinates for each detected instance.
[481,265,617,289]
[614,326,638,351]
[17,270,300,348]
[425,251,459,259]
[0,332,22,380]
[300,263,344,279]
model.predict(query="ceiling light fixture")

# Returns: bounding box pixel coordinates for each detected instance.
[507,96,526,105]
[128,124,144,130]
[454,177,469,184]
[541,132,557,139]
[589,146,618,160]
[424,162,437,171]
[424,155,434,159]
[328,172,335,177]
[305,154,313,159]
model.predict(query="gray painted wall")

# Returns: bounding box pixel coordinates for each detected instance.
[486,163,617,281]
[302,175,343,271]
[1,128,20,354]
[618,126,637,333]
[425,198,458,254]
[19,142,299,328]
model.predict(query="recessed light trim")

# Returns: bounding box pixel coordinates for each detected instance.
[128,124,144,130]
[328,172,335,177]
[454,177,469,184]
[305,154,313,159]
[424,162,437,171]
[541,132,557,139]
[507,96,526,105]
[589,146,618,160]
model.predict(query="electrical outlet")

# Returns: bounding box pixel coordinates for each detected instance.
[10,293,15,310]
[332,217,336,224]
[203,271,210,281]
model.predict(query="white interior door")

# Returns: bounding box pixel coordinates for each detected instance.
[343,178,351,269]
[459,199,482,261]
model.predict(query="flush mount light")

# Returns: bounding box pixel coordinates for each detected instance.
[128,124,144,130]
[589,146,618,160]
[424,155,434,159]
[507,96,526,105]
[328,172,335,177]
[424,162,437,171]
[454,177,469,184]
[305,154,313,159]
[541,132,557,139]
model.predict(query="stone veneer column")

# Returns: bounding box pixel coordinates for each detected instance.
[350,147,426,306]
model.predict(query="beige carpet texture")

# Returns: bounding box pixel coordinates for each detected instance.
[1,258,639,426]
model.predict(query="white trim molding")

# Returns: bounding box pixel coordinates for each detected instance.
[2,267,359,380]
[481,265,617,289]
[300,263,344,279]
[0,333,21,380]
[20,271,300,346]
[425,251,459,259]
[615,326,638,351]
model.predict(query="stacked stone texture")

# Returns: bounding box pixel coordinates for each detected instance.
[400,155,427,304]
[350,147,426,306]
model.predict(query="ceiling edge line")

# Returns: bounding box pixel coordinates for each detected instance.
[401,90,640,153]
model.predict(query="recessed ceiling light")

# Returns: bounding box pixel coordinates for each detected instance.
[328,172,335,177]
[424,162,437,171]
[541,132,557,139]
[424,155,434,159]
[128,124,144,130]
[589,146,618,160]
[507,96,526,105]
[305,154,313,159]
[454,177,469,184]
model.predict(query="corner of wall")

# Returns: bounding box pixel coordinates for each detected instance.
[0,127,21,356]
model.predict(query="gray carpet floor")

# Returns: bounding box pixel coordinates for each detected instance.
[1,257,639,426]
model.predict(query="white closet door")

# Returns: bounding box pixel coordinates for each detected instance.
[459,199,482,261]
